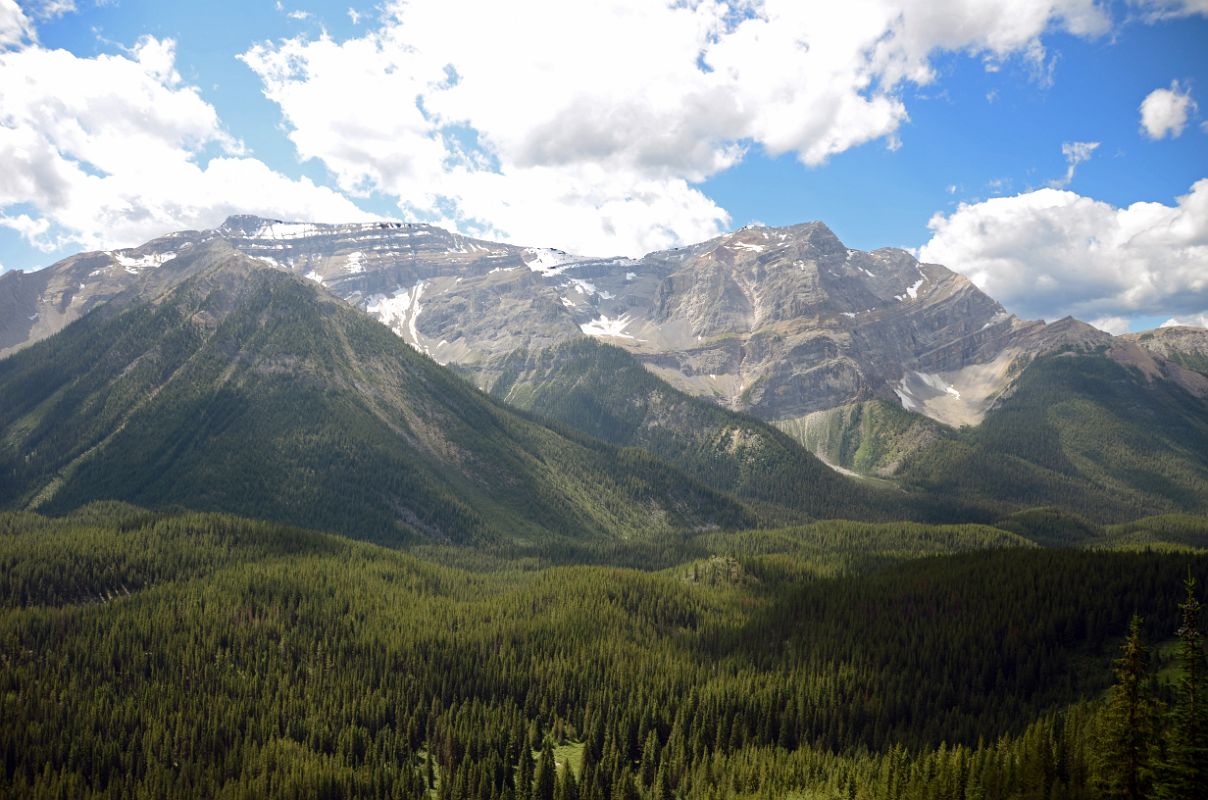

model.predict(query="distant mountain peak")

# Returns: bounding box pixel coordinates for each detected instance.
[218,214,279,235]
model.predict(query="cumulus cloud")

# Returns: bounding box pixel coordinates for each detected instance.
[1050,140,1099,188]
[1162,313,1208,328]
[1140,81,1197,139]
[241,0,1113,255]
[0,0,33,48]
[0,33,370,253]
[919,180,1208,327]
[1089,315,1132,335]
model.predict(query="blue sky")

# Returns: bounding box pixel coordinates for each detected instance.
[1,0,1206,331]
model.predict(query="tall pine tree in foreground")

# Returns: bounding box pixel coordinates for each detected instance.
[533,740,557,800]
[1095,614,1163,800]
[1156,575,1208,799]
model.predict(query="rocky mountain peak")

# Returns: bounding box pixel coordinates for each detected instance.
[218,214,277,236]
[7,215,1203,438]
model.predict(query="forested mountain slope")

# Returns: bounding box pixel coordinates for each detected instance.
[897,350,1208,521]
[0,244,754,545]
[490,338,894,520]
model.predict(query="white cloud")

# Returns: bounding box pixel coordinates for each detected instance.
[0,0,33,48]
[1050,140,1099,188]
[26,1,76,21]
[1139,81,1197,139]
[1133,0,1208,21]
[0,34,370,252]
[242,0,1113,256]
[1089,315,1132,335]
[1161,313,1208,328]
[919,180,1208,326]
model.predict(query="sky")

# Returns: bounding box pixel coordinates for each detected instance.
[1,0,1206,333]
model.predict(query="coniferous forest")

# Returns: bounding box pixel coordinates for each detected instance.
[3,504,1208,799]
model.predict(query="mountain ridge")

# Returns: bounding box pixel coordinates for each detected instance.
[9,214,1186,423]
[0,241,775,545]
[4,215,1206,516]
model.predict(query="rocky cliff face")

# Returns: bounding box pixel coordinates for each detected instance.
[0,216,1180,432]
[1121,326,1208,377]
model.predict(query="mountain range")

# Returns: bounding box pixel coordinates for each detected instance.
[2,215,1207,540]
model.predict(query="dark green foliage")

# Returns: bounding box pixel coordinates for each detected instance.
[1094,615,1164,800]
[1154,576,1208,799]
[995,507,1106,547]
[680,518,1033,585]
[1106,515,1208,551]
[3,506,1208,799]
[0,249,750,546]
[533,741,556,800]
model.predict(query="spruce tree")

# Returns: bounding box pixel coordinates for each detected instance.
[516,741,535,800]
[1095,614,1162,800]
[534,741,557,800]
[639,730,659,787]
[1156,575,1208,800]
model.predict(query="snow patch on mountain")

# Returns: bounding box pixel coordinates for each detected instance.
[366,282,425,349]
[581,314,634,339]
[523,248,581,275]
[565,279,615,300]
[108,250,177,273]
[249,221,323,240]
[896,278,925,301]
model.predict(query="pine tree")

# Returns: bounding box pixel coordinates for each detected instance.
[534,741,557,800]
[1156,575,1208,800]
[652,762,671,800]
[1095,614,1162,800]
[610,771,637,800]
[516,742,535,800]
[639,730,659,787]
